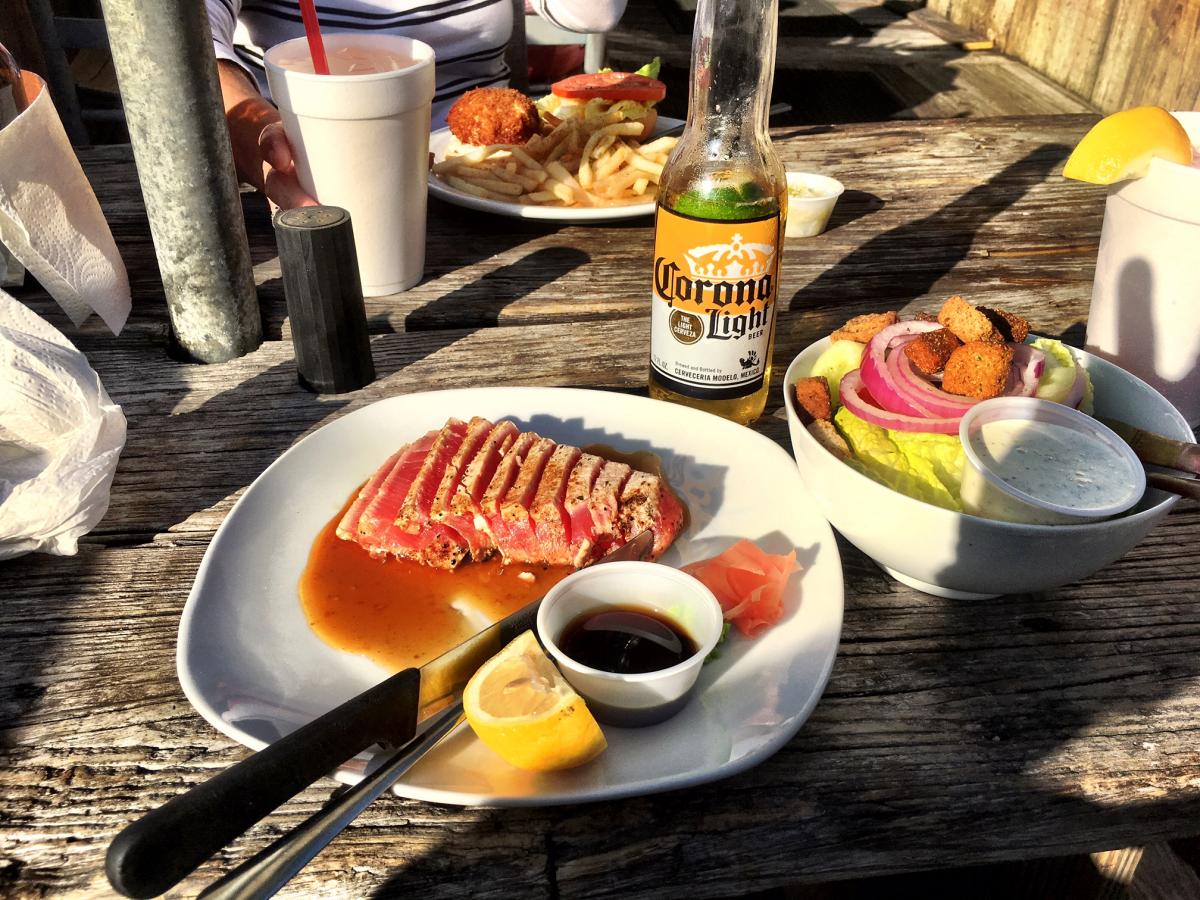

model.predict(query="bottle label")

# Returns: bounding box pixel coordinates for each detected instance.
[650,206,781,400]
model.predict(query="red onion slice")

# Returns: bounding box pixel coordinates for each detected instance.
[839,370,963,435]
[859,321,943,417]
[888,339,979,417]
[1003,344,1046,398]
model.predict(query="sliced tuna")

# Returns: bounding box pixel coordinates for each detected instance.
[338,419,684,569]
[356,430,439,550]
[372,515,467,568]
[434,419,518,559]
[531,444,582,566]
[395,418,468,533]
[618,469,685,558]
[479,431,537,548]
[587,460,633,555]
[337,447,405,542]
[496,437,557,562]
[564,452,604,566]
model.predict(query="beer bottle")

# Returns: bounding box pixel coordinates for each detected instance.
[648,0,786,425]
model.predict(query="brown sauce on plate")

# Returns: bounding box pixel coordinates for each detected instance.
[300,500,573,670]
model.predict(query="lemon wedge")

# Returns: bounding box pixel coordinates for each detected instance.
[463,631,606,772]
[1063,106,1194,184]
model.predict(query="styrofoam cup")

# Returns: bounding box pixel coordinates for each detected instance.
[265,35,434,296]
[1084,111,1200,426]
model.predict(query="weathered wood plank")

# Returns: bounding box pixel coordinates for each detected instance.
[1091,0,1200,114]
[1004,0,1117,104]
[906,7,995,50]
[930,0,1200,114]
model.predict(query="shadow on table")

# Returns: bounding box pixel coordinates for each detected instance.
[786,143,1071,320]
[405,247,590,331]
[823,189,885,232]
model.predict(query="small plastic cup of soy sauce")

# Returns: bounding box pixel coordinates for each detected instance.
[536,561,723,727]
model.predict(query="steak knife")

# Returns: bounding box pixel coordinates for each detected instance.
[106,530,654,899]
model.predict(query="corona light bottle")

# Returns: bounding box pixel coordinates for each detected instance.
[648,0,786,425]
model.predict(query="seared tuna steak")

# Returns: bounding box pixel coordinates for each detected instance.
[338,417,683,569]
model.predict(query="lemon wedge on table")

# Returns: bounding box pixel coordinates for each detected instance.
[463,631,606,772]
[1063,106,1194,184]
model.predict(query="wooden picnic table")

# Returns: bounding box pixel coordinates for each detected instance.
[4,114,1199,898]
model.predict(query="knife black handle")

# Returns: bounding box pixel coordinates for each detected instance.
[105,667,420,899]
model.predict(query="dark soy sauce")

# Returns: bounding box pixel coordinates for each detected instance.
[560,606,698,674]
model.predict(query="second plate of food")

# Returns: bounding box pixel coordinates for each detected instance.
[177,387,843,806]
[427,117,684,222]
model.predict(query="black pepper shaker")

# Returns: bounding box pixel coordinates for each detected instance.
[273,205,375,393]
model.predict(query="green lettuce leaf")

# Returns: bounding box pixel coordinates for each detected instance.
[1032,337,1093,414]
[808,340,865,406]
[834,406,964,511]
[634,57,662,80]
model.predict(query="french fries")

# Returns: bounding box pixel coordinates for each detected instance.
[434,115,677,208]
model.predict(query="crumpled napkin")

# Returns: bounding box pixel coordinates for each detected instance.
[0,289,126,559]
[0,71,130,333]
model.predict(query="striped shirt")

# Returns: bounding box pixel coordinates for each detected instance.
[206,0,625,126]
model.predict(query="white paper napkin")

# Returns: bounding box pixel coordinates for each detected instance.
[0,72,130,334]
[0,289,126,559]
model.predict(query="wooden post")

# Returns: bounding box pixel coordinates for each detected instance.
[98,0,261,363]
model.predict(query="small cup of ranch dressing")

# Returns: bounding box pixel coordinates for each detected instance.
[959,398,1145,525]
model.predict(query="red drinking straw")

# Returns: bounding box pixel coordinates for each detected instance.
[299,0,330,75]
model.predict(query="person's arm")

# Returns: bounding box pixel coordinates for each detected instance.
[206,0,314,209]
[528,0,627,34]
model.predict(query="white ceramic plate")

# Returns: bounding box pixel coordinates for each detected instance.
[177,387,843,806]
[427,117,684,222]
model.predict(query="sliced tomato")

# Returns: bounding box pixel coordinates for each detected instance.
[550,72,667,103]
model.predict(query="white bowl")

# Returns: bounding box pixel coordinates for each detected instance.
[536,561,724,726]
[784,172,844,238]
[784,337,1191,599]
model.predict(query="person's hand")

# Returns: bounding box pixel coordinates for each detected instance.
[259,121,318,211]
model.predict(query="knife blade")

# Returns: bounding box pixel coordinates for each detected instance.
[106,530,655,899]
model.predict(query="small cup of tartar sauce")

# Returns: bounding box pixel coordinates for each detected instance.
[784,172,844,238]
[958,398,1145,525]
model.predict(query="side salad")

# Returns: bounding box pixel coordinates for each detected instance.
[793,297,1093,511]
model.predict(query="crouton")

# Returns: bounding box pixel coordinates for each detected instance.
[941,341,1014,399]
[937,295,1002,344]
[903,328,962,376]
[831,311,898,343]
[979,306,1030,343]
[792,377,832,424]
[807,419,852,461]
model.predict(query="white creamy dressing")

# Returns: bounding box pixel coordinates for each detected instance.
[972,419,1139,511]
